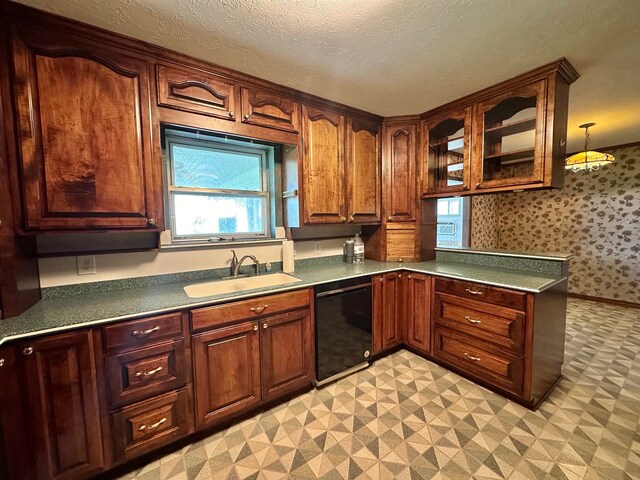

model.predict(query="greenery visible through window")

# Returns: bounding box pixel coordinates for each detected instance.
[165,132,272,242]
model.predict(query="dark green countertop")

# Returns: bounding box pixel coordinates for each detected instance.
[0,260,566,346]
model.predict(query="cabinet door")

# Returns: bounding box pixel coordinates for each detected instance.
[21,331,104,480]
[423,108,472,195]
[372,272,403,353]
[11,27,161,230]
[472,80,547,190]
[405,273,431,354]
[260,309,314,401]
[301,104,346,224]
[241,87,300,133]
[156,64,236,120]
[192,321,261,428]
[383,122,417,222]
[346,117,381,224]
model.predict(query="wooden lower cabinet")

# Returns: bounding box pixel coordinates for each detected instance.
[192,321,262,428]
[260,310,314,401]
[372,272,403,354]
[404,273,431,354]
[20,331,104,480]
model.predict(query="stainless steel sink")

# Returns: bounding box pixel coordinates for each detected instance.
[183,273,301,298]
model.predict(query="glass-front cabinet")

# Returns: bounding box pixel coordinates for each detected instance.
[472,80,547,189]
[422,107,471,195]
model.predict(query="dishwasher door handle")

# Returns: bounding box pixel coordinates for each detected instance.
[316,283,372,297]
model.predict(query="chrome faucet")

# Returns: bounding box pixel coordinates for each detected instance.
[230,250,260,277]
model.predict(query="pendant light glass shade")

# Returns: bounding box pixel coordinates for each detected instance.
[565,123,614,172]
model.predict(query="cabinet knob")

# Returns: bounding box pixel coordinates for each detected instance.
[147,218,156,226]
[263,323,268,329]
[463,184,469,190]
[339,216,346,222]
[253,324,259,331]
[387,216,393,221]
[0,358,5,367]
[398,274,402,279]
[349,215,355,222]
[22,346,33,356]
[229,111,235,118]
[379,277,383,283]
[244,113,250,120]
[475,183,481,188]
[407,274,412,279]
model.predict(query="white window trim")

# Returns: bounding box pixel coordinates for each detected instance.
[164,134,272,245]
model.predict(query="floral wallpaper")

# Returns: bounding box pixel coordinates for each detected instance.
[471,144,640,304]
[471,195,500,249]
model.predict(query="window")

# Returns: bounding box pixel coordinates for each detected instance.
[436,197,470,248]
[164,131,274,243]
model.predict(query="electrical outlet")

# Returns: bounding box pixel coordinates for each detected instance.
[314,241,322,253]
[77,255,96,275]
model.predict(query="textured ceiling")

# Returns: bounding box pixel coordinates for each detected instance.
[14,0,640,151]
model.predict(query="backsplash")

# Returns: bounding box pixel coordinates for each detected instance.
[471,144,640,304]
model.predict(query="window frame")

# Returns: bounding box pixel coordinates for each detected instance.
[164,134,272,244]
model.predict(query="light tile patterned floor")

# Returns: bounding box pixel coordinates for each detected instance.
[118,299,640,479]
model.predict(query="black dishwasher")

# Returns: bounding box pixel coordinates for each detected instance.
[314,276,372,386]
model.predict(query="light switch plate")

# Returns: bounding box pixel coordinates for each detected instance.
[77,255,96,275]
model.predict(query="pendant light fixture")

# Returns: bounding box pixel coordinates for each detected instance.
[565,122,614,172]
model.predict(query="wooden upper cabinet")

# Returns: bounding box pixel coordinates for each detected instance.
[240,87,300,133]
[383,121,417,222]
[301,104,346,224]
[422,107,472,196]
[21,330,104,480]
[156,64,236,120]
[472,80,547,190]
[11,27,161,230]
[346,117,381,224]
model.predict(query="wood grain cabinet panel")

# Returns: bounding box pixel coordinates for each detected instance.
[434,327,524,395]
[10,27,161,230]
[107,339,188,408]
[157,64,236,120]
[346,118,381,224]
[240,87,300,133]
[301,104,346,224]
[404,273,431,354]
[260,310,314,401]
[373,272,403,354]
[112,388,192,462]
[103,312,183,351]
[435,277,526,310]
[192,321,261,428]
[20,330,104,480]
[383,122,417,222]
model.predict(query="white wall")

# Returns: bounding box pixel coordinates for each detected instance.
[38,238,347,287]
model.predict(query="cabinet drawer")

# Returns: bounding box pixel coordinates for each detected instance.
[112,388,192,462]
[156,64,236,120]
[435,277,526,311]
[240,87,300,133]
[434,328,523,395]
[107,339,187,407]
[104,313,183,351]
[434,293,524,354]
[191,288,310,331]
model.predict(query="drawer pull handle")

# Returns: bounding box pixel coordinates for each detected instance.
[135,366,164,377]
[249,305,268,314]
[464,352,481,362]
[139,417,167,432]
[465,288,483,295]
[131,326,160,337]
[464,316,482,325]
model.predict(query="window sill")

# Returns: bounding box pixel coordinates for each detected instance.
[159,233,285,251]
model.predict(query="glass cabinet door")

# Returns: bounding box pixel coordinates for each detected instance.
[423,107,471,195]
[473,80,546,189]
